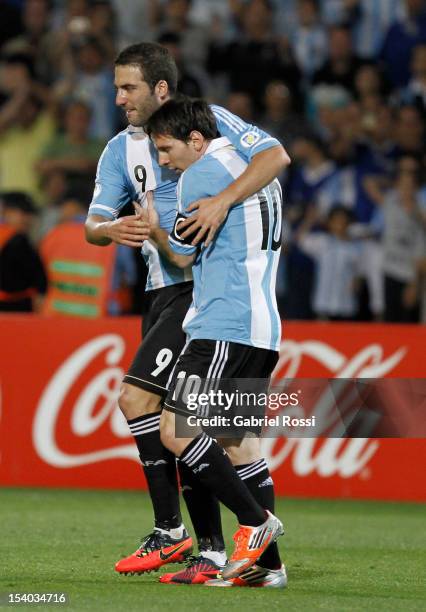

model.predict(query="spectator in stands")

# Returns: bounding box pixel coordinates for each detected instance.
[0,54,55,204]
[157,31,204,98]
[354,63,390,109]
[286,135,339,221]
[188,0,238,41]
[326,104,397,224]
[297,205,362,320]
[207,0,301,111]
[0,191,47,312]
[344,0,404,60]
[288,0,328,80]
[399,44,426,116]
[283,135,339,319]
[307,83,353,142]
[381,0,426,88]
[89,0,117,63]
[108,0,155,48]
[152,0,211,72]
[2,0,55,85]
[53,36,116,140]
[41,0,117,87]
[321,103,398,319]
[365,155,425,322]
[36,99,104,198]
[312,24,364,97]
[270,0,299,37]
[34,170,68,241]
[394,104,426,157]
[260,80,311,146]
[0,52,50,130]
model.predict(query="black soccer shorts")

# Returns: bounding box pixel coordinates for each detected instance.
[163,339,278,435]
[123,281,193,397]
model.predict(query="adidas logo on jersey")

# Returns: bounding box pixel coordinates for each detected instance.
[259,476,274,488]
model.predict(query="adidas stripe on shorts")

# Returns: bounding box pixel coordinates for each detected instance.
[164,339,278,436]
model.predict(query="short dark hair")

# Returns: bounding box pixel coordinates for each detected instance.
[1,191,37,214]
[327,204,353,223]
[145,96,218,141]
[157,31,181,46]
[2,52,35,78]
[144,95,218,142]
[115,42,178,95]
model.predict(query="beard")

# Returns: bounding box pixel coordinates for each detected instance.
[128,97,161,127]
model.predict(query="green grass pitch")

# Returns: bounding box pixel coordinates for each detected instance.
[0,488,425,611]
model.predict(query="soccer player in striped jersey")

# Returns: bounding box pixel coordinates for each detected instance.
[145,97,287,587]
[84,43,290,581]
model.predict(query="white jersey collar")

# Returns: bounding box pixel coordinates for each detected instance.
[204,136,232,156]
[127,125,146,134]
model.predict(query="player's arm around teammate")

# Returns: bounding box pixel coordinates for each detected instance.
[178,143,290,247]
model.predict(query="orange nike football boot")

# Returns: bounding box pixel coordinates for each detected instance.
[115,529,193,574]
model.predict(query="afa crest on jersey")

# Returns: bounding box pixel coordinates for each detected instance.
[240,131,261,148]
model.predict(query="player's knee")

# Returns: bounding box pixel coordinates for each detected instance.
[160,417,189,456]
[159,422,177,453]
[118,384,161,419]
[221,437,261,466]
[118,384,134,417]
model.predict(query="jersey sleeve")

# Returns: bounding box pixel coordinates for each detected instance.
[152,182,181,234]
[167,169,204,256]
[168,211,198,255]
[211,104,281,162]
[167,164,223,256]
[88,139,135,220]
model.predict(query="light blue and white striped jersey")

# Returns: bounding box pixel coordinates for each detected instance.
[88,106,281,292]
[299,232,362,317]
[290,25,328,78]
[169,137,282,352]
[321,0,404,58]
[352,0,404,59]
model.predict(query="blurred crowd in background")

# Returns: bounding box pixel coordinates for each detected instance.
[0,0,425,322]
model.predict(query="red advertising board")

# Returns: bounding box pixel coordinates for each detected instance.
[0,315,425,501]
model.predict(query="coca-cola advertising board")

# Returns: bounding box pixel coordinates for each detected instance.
[0,315,424,501]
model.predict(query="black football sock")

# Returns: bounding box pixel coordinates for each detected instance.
[128,412,182,530]
[177,459,225,552]
[235,459,282,570]
[180,434,266,527]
